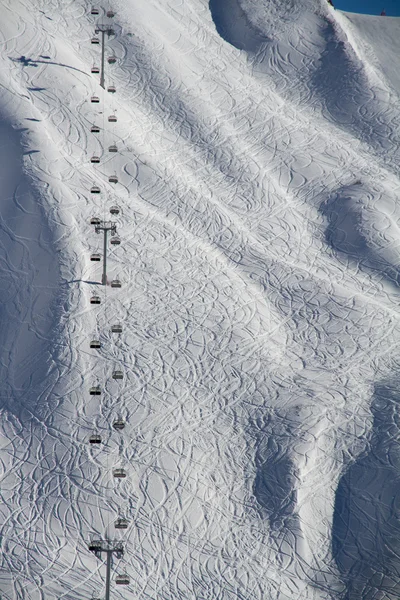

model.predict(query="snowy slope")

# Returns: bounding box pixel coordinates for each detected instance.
[0,0,400,598]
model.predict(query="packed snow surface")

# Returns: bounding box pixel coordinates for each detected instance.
[0,0,400,598]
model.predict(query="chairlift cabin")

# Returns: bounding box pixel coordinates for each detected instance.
[110,236,121,246]
[115,574,130,585]
[111,279,121,288]
[112,370,123,379]
[90,339,101,348]
[108,144,117,153]
[109,205,120,215]
[109,175,118,184]
[91,185,101,194]
[106,10,115,17]
[91,156,100,163]
[111,324,122,333]
[91,6,100,14]
[90,295,101,304]
[113,418,125,429]
[107,85,116,93]
[91,37,100,44]
[115,517,129,529]
[108,56,117,64]
[91,124,100,133]
[90,253,101,262]
[90,216,101,225]
[89,434,102,444]
[113,468,127,478]
[108,114,117,122]
[91,96,100,103]
[88,540,102,553]
[89,386,101,395]
[91,66,100,74]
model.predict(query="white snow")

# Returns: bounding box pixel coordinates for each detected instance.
[0,0,400,598]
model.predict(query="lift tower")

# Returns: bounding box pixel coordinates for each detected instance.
[93,220,117,285]
[94,25,115,88]
[88,539,124,600]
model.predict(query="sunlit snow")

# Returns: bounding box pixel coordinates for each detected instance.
[0,0,400,598]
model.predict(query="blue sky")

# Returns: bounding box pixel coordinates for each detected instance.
[333,0,400,17]
[333,0,400,16]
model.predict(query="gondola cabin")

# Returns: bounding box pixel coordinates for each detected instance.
[115,574,130,585]
[91,125,100,133]
[91,156,100,163]
[90,339,101,348]
[113,468,127,478]
[91,37,100,44]
[91,96,100,103]
[91,186,101,194]
[89,434,102,444]
[108,114,117,122]
[111,324,122,333]
[90,217,101,225]
[112,370,123,379]
[110,236,121,246]
[109,205,120,215]
[108,144,117,153]
[109,175,118,183]
[91,6,99,14]
[113,419,125,429]
[88,540,102,553]
[90,253,101,262]
[107,85,116,93]
[91,66,100,73]
[115,518,129,529]
[111,279,121,288]
[89,386,101,395]
[90,295,101,304]
[106,10,115,17]
[108,56,117,64]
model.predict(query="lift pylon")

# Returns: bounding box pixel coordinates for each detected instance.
[94,25,115,88]
[92,220,117,285]
[88,539,124,600]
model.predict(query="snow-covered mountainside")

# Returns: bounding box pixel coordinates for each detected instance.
[0,0,400,598]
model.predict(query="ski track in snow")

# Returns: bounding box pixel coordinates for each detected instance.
[0,0,400,598]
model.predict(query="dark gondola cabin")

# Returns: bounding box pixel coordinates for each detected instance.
[89,386,101,395]
[109,205,120,215]
[110,237,121,246]
[90,253,101,262]
[113,468,127,478]
[115,518,129,529]
[111,324,122,333]
[90,339,101,348]
[90,295,101,304]
[91,125,100,133]
[115,574,130,585]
